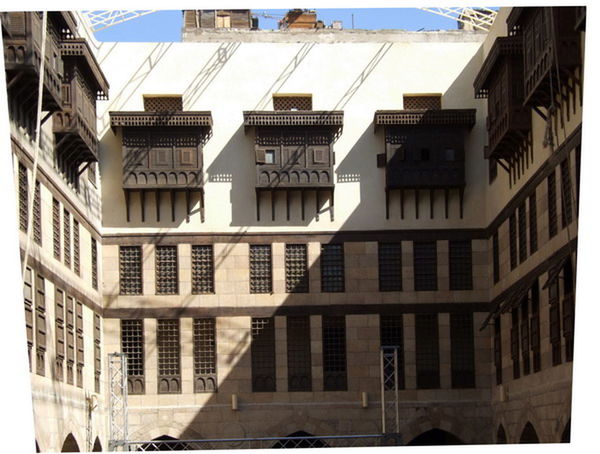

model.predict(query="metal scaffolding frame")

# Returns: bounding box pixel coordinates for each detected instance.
[420,7,498,31]
[108,353,129,452]
[82,11,158,32]
[380,346,400,435]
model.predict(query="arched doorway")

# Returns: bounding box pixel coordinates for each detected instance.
[497,425,507,444]
[139,435,190,451]
[272,431,327,449]
[92,437,103,451]
[561,420,571,443]
[35,440,40,453]
[519,422,539,443]
[61,434,80,452]
[407,429,464,446]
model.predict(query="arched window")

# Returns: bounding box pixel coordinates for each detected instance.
[497,425,507,444]
[92,437,103,452]
[407,429,464,446]
[139,435,190,451]
[272,431,327,449]
[561,420,571,443]
[61,434,80,452]
[519,422,539,443]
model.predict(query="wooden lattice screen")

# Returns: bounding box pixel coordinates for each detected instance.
[143,96,183,111]
[273,95,312,111]
[403,94,441,110]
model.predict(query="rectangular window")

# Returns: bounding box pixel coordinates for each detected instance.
[520,296,530,376]
[35,273,46,376]
[33,180,41,245]
[530,281,541,373]
[518,203,527,264]
[76,301,84,387]
[66,296,75,384]
[18,163,28,232]
[23,267,33,371]
[380,315,405,389]
[529,191,538,254]
[413,241,437,291]
[250,245,272,294]
[321,243,345,293]
[94,313,101,393]
[494,317,502,385]
[193,318,217,392]
[549,279,561,366]
[378,243,402,292]
[55,288,65,381]
[511,308,520,379]
[119,246,143,295]
[560,159,573,227]
[449,240,473,290]
[251,317,276,392]
[121,319,145,394]
[548,171,558,238]
[287,316,312,392]
[53,198,61,260]
[509,213,517,270]
[285,244,309,293]
[157,319,181,394]
[191,245,214,294]
[322,316,347,391]
[492,232,500,284]
[156,245,178,295]
[91,239,98,290]
[415,313,440,389]
[63,209,71,268]
[450,313,475,388]
[73,219,80,276]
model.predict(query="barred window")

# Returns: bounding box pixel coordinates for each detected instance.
[91,239,98,290]
[18,163,28,232]
[191,245,214,294]
[76,301,84,388]
[73,220,80,276]
[548,171,558,238]
[529,191,538,254]
[530,281,541,373]
[35,273,46,377]
[562,258,575,362]
[193,318,217,393]
[450,313,475,388]
[287,316,312,392]
[520,296,530,376]
[322,316,347,391]
[321,244,344,293]
[250,245,272,294]
[518,203,527,264]
[415,313,440,389]
[549,279,561,366]
[121,319,145,394]
[413,241,437,291]
[494,317,502,385]
[492,232,500,284]
[120,246,143,295]
[63,209,71,267]
[509,213,517,271]
[53,198,61,260]
[66,296,75,385]
[33,180,41,245]
[23,267,33,371]
[380,315,404,389]
[285,244,308,293]
[449,240,472,290]
[157,319,181,394]
[251,318,276,392]
[510,308,520,379]
[94,313,101,393]
[156,246,178,295]
[55,288,65,382]
[560,159,573,227]
[378,243,402,291]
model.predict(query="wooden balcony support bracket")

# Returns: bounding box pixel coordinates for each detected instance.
[6,72,23,90]
[124,189,131,223]
[40,111,53,126]
[76,161,91,177]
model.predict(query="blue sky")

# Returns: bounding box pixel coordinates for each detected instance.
[93,8,484,42]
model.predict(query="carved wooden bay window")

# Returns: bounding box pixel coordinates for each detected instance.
[110,111,213,223]
[374,109,475,219]
[243,110,343,221]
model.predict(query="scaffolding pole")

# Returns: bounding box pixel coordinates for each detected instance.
[380,346,400,435]
[108,353,129,452]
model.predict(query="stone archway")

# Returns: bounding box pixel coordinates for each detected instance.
[61,434,80,452]
[407,429,464,446]
[139,435,191,451]
[92,436,103,451]
[519,422,539,444]
[35,440,40,453]
[561,420,571,443]
[272,431,328,449]
[496,425,507,444]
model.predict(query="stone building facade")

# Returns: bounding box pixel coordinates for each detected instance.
[2,6,584,451]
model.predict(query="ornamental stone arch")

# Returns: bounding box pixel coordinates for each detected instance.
[554,391,573,443]
[401,409,475,445]
[513,404,545,443]
[265,412,338,438]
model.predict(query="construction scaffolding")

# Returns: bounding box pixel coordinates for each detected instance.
[380,346,401,436]
[108,353,129,452]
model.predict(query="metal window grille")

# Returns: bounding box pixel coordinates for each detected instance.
[529,191,538,254]
[509,213,517,270]
[35,273,46,376]
[560,159,573,227]
[76,301,84,387]
[380,315,405,389]
[413,241,437,291]
[91,239,98,290]
[494,317,502,385]
[191,245,214,294]
[251,317,276,392]
[530,281,541,372]
[250,245,272,294]
[548,171,558,238]
[63,209,71,268]
[121,319,145,394]
[321,244,344,293]
[53,198,61,260]
[23,267,33,371]
[403,95,441,110]
[157,319,181,394]
[73,220,80,276]
[55,288,65,381]
[450,313,475,388]
[518,203,527,264]
[156,246,178,295]
[273,95,312,111]
[493,232,500,284]
[94,313,101,393]
[143,96,183,111]
[66,296,75,384]
[415,313,440,389]
[510,308,520,379]
[287,316,312,392]
[285,244,308,293]
[322,316,347,391]
[449,240,472,290]
[378,243,402,292]
[33,180,41,245]
[119,246,143,295]
[193,318,217,392]
[18,163,28,232]
[520,296,530,376]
